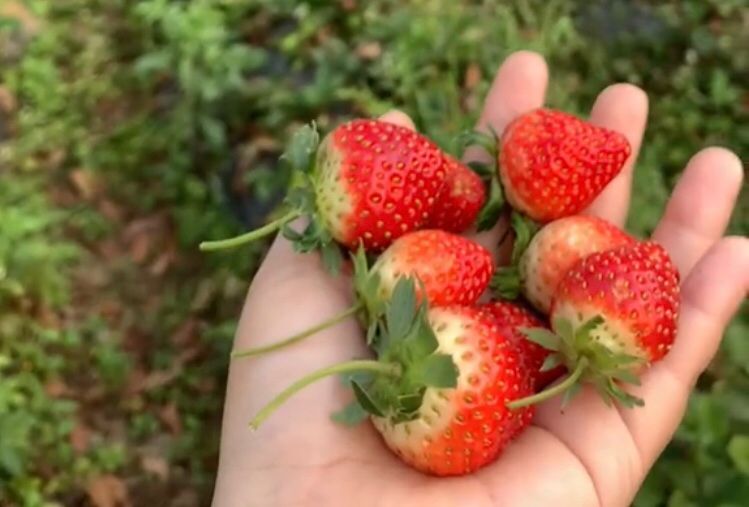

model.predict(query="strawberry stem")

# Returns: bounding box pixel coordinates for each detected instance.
[249,360,401,430]
[506,357,589,410]
[199,209,302,251]
[232,303,364,359]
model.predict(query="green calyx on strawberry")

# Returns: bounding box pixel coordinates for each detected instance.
[509,315,647,409]
[231,230,494,358]
[249,277,459,430]
[455,127,506,232]
[200,119,449,273]
[490,210,540,300]
[507,241,680,410]
[335,278,461,425]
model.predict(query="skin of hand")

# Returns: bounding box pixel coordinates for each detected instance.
[211,51,749,507]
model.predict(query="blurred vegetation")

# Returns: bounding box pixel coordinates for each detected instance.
[0,0,746,505]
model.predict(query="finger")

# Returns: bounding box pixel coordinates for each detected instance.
[584,84,648,226]
[464,50,549,166]
[379,110,416,130]
[534,237,749,506]
[464,51,548,259]
[619,237,749,466]
[652,147,744,275]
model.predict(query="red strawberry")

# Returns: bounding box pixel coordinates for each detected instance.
[201,120,448,271]
[371,305,534,476]
[248,287,535,477]
[498,108,631,223]
[426,155,486,233]
[233,230,494,358]
[507,241,680,410]
[494,215,634,314]
[370,229,493,307]
[314,120,446,251]
[479,300,564,389]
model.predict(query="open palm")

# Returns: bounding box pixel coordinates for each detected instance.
[211,51,748,507]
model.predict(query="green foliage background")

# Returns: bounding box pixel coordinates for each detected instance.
[0,0,746,505]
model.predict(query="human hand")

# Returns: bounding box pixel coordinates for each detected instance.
[211,51,748,507]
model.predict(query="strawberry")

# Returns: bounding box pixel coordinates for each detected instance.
[507,241,680,410]
[248,282,534,477]
[498,108,631,223]
[368,229,493,307]
[200,120,448,272]
[232,230,494,357]
[370,305,534,476]
[494,215,634,314]
[479,300,564,389]
[426,155,486,233]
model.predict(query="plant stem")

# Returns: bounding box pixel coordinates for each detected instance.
[199,209,301,251]
[232,303,364,359]
[506,358,588,410]
[250,360,400,430]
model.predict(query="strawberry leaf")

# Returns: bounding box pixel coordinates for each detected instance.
[372,319,389,355]
[330,400,369,426]
[476,176,505,231]
[605,379,644,408]
[457,129,497,158]
[320,242,343,275]
[351,380,385,417]
[413,354,459,388]
[466,160,494,179]
[552,316,576,347]
[574,315,604,343]
[397,389,425,415]
[284,184,315,214]
[386,277,417,341]
[610,368,642,386]
[365,321,378,346]
[540,353,562,372]
[281,122,319,173]
[339,370,374,388]
[522,328,561,351]
[400,306,439,360]
[491,265,521,299]
[560,381,582,410]
[509,211,539,265]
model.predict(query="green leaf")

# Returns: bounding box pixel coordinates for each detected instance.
[610,368,642,386]
[466,160,494,179]
[522,328,561,351]
[552,316,575,345]
[281,123,320,173]
[457,129,497,158]
[476,176,504,231]
[320,241,343,275]
[400,306,439,359]
[351,380,385,417]
[331,400,369,426]
[491,265,520,299]
[397,389,425,415]
[339,370,374,388]
[509,211,539,265]
[606,379,644,408]
[413,354,459,388]
[365,321,378,346]
[727,435,749,475]
[285,185,316,214]
[540,353,562,372]
[386,277,417,341]
[560,381,582,410]
[574,315,605,343]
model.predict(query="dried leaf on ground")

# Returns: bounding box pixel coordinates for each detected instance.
[86,474,131,507]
